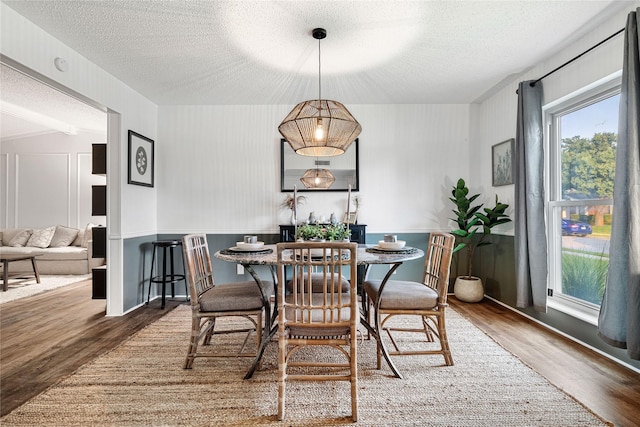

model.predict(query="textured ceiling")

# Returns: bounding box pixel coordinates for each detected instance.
[2,0,633,108]
[0,0,634,138]
[1,64,106,139]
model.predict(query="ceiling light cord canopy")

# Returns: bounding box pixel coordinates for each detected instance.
[279,28,362,157]
[300,167,335,189]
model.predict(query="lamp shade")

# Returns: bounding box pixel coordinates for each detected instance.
[300,168,335,189]
[279,99,362,157]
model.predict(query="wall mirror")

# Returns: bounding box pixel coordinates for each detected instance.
[280,138,359,192]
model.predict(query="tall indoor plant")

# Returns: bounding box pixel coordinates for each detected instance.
[449,178,511,302]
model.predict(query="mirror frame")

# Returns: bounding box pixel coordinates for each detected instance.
[280,138,359,192]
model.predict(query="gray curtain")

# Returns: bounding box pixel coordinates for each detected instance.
[598,8,640,360]
[514,81,548,311]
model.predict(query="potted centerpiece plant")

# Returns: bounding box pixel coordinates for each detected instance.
[295,223,351,241]
[295,223,351,257]
[449,178,512,302]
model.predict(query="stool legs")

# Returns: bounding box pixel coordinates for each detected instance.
[169,247,175,299]
[146,244,157,305]
[147,241,187,309]
[161,246,168,309]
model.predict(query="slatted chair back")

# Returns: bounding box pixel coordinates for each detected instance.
[182,233,215,306]
[276,240,359,422]
[422,232,455,306]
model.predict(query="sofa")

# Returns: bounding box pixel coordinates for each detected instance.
[0,224,105,275]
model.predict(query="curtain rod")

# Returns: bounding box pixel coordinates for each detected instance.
[520,27,625,91]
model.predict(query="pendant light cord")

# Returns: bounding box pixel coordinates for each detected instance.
[318,36,322,101]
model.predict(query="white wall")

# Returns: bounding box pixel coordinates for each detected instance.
[0,130,106,229]
[157,103,471,234]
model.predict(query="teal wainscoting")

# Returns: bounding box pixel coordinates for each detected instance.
[123,234,157,310]
[123,231,639,370]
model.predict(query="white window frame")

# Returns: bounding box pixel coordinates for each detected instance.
[543,71,621,325]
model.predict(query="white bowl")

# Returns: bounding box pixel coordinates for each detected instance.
[235,241,265,251]
[378,240,406,250]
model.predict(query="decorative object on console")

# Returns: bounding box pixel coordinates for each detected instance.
[449,178,512,302]
[127,130,154,187]
[343,212,358,224]
[278,28,361,157]
[281,191,306,225]
[343,184,357,223]
[353,194,362,216]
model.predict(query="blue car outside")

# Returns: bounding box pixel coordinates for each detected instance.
[562,219,592,237]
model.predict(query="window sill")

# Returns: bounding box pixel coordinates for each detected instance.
[548,295,599,326]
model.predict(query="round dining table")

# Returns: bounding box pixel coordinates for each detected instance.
[214,243,424,379]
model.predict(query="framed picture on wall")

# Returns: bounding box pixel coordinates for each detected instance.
[492,138,514,186]
[128,130,154,187]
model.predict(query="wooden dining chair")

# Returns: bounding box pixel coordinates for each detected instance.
[181,233,273,369]
[363,232,456,376]
[276,241,358,422]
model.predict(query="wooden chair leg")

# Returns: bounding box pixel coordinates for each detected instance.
[203,318,216,345]
[351,340,358,422]
[438,314,454,366]
[184,317,201,369]
[278,337,286,421]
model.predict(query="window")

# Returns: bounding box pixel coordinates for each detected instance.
[544,73,620,324]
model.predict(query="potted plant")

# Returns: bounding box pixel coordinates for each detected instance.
[295,223,351,241]
[449,178,512,302]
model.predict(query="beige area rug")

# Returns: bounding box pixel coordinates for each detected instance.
[0,274,91,304]
[0,305,610,427]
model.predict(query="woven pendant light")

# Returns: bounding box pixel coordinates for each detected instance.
[278,28,361,157]
[300,168,335,189]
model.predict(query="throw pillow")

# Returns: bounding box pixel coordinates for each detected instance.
[82,223,98,248]
[72,229,85,247]
[2,228,25,243]
[26,227,56,248]
[49,225,80,247]
[8,229,33,247]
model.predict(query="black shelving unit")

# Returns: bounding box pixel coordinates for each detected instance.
[91,143,107,299]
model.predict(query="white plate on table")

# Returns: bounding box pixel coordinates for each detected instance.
[377,240,406,250]
[372,246,406,252]
[234,242,265,251]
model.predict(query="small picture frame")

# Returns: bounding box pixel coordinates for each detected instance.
[343,212,358,224]
[128,130,154,187]
[492,138,515,186]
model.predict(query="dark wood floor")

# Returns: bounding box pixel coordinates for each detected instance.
[0,280,183,416]
[1,281,639,425]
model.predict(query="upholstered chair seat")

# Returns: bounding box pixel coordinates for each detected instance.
[199,281,274,312]
[364,280,438,310]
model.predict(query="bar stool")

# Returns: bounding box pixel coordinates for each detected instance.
[146,239,188,309]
